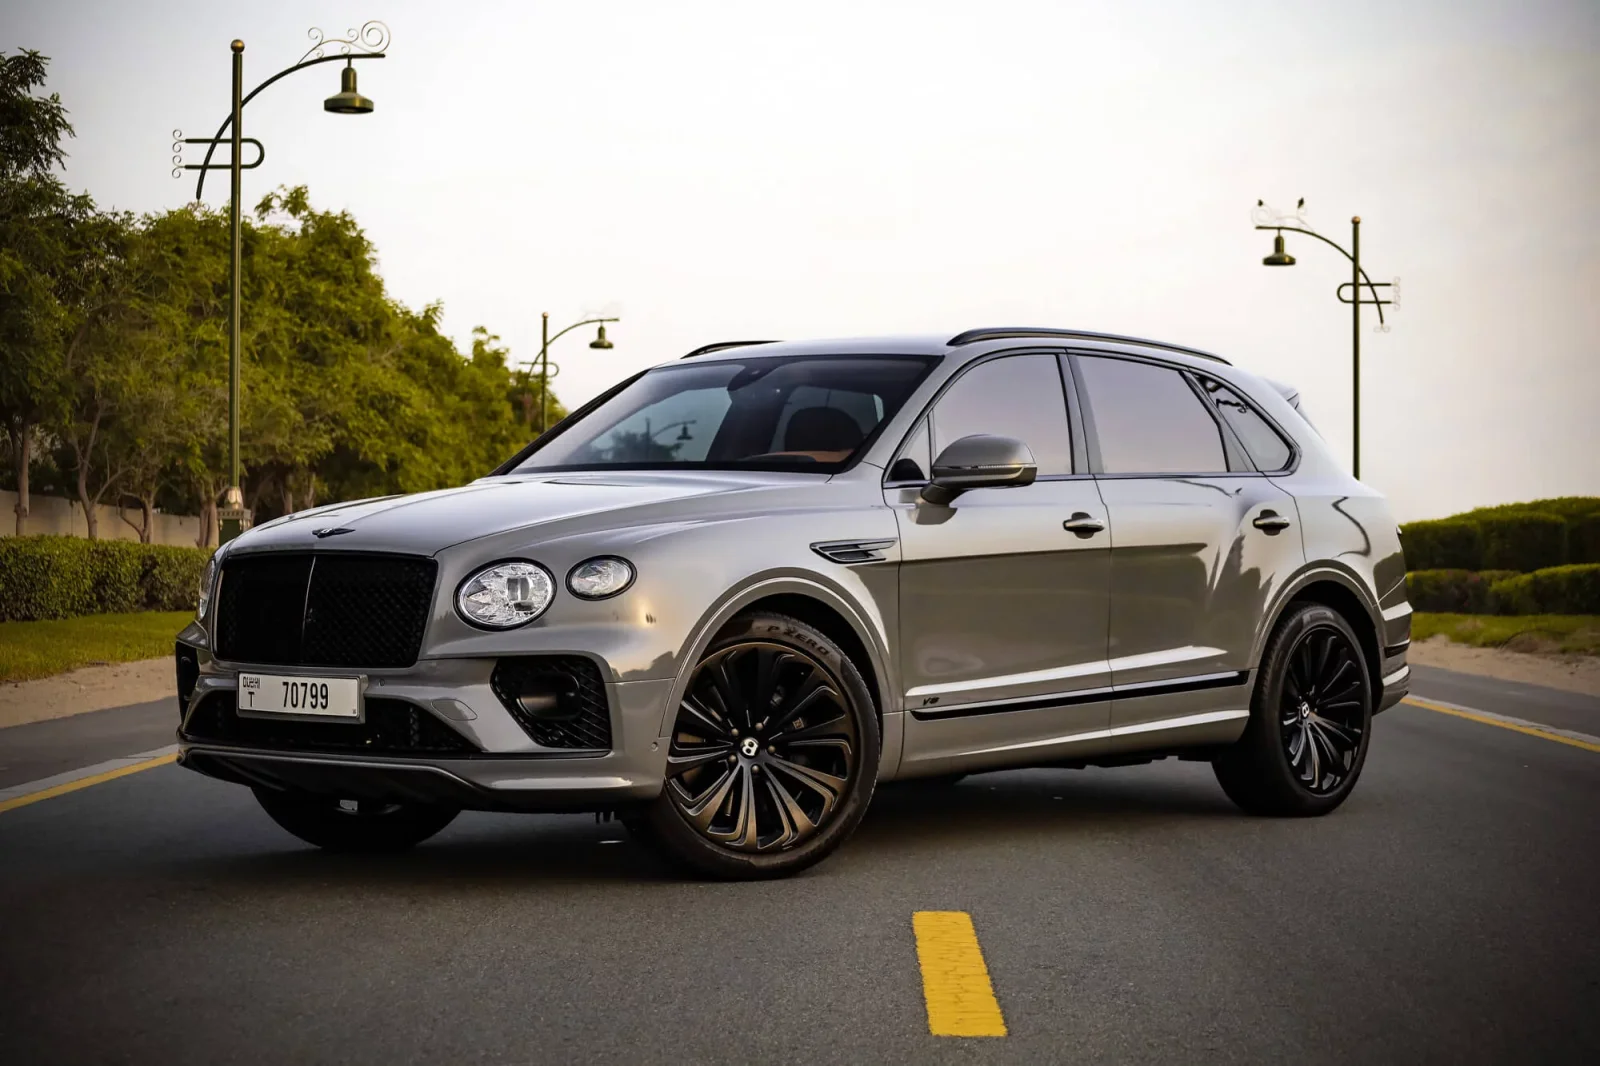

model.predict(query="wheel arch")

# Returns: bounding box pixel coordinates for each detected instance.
[1259,567,1384,693]
[655,573,895,739]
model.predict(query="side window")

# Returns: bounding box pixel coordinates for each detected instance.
[888,419,932,482]
[929,354,1073,476]
[1197,377,1293,471]
[1075,356,1227,475]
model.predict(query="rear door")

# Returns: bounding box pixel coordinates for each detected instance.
[1070,354,1304,732]
[890,351,1113,770]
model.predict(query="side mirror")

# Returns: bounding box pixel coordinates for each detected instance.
[920,434,1037,505]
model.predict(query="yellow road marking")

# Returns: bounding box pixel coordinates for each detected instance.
[0,753,176,815]
[1403,697,1600,754]
[912,910,1008,1037]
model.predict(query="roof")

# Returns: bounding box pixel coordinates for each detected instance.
[675,328,1232,368]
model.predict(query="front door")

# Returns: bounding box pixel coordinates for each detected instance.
[891,352,1112,771]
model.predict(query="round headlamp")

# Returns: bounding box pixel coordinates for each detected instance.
[567,556,635,599]
[456,561,555,628]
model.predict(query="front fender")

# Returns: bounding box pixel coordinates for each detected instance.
[653,569,898,741]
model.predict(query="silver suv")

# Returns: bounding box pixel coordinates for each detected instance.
[175,327,1412,879]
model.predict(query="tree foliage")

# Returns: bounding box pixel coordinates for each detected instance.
[2,54,559,544]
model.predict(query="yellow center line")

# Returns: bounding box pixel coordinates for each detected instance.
[0,753,177,815]
[912,910,1008,1037]
[1403,697,1600,754]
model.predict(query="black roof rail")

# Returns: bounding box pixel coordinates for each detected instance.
[680,340,782,360]
[946,327,1230,365]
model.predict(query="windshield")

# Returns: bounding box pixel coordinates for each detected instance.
[509,355,936,473]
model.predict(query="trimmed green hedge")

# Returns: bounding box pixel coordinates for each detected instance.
[0,536,210,622]
[1476,512,1568,571]
[1487,564,1600,616]
[1401,497,1600,572]
[1400,519,1483,571]
[1405,569,1519,614]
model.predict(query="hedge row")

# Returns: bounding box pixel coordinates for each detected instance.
[1486,565,1600,616]
[0,536,211,622]
[1404,569,1519,613]
[1400,497,1600,572]
[1406,565,1600,617]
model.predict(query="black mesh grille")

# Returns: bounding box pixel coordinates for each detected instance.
[490,656,612,750]
[215,552,436,669]
[183,691,477,755]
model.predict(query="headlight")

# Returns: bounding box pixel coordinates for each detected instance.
[197,554,218,621]
[567,556,636,599]
[456,561,555,628]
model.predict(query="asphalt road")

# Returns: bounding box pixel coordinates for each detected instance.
[0,666,1595,1065]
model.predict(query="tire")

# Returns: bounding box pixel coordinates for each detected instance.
[253,788,459,852]
[635,611,881,880]
[1213,602,1373,817]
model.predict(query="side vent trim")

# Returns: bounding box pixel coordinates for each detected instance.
[811,539,897,565]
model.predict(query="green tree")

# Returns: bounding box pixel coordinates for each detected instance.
[0,49,82,534]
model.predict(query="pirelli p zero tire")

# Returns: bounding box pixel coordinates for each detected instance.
[252,787,459,852]
[1214,603,1374,817]
[638,611,881,880]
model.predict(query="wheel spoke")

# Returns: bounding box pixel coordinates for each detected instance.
[677,695,731,741]
[680,762,741,831]
[767,754,846,811]
[762,772,816,849]
[709,656,750,730]
[667,742,735,775]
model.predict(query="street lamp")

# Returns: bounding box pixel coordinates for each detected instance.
[1252,200,1397,480]
[172,22,390,544]
[521,314,621,434]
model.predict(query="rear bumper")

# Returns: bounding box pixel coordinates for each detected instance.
[178,744,663,812]
[1376,662,1410,715]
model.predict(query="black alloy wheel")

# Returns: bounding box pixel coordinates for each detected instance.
[1280,625,1367,794]
[1214,602,1373,816]
[635,612,879,879]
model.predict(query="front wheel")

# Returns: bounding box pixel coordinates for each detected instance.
[633,611,880,879]
[1213,603,1373,816]
[253,788,459,852]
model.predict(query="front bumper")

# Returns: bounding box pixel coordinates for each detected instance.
[176,634,676,812]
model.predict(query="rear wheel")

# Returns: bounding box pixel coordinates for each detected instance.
[1214,603,1372,816]
[634,611,880,879]
[253,788,459,852]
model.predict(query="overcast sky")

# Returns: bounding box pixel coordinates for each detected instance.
[9,0,1598,521]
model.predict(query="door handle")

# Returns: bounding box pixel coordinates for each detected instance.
[1062,512,1105,538]
[1253,510,1292,534]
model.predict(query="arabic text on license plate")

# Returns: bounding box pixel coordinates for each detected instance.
[238,673,361,718]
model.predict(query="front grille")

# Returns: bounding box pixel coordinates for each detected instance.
[215,552,436,668]
[490,656,612,750]
[183,691,477,755]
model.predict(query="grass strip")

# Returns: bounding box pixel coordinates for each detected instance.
[0,611,192,683]
[1412,612,1600,656]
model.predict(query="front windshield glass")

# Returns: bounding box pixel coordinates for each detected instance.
[510,355,936,473]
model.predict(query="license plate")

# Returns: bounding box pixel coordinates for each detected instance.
[238,673,363,719]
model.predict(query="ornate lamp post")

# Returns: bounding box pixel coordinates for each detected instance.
[521,314,620,434]
[1252,199,1398,480]
[172,22,390,543]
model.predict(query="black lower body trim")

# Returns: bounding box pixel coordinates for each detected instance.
[910,670,1249,721]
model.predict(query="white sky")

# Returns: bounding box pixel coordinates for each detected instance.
[9,0,1598,521]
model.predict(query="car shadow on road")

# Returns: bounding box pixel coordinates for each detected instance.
[157,766,1240,889]
[854,767,1240,852]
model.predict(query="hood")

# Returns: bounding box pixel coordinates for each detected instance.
[232,471,811,556]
